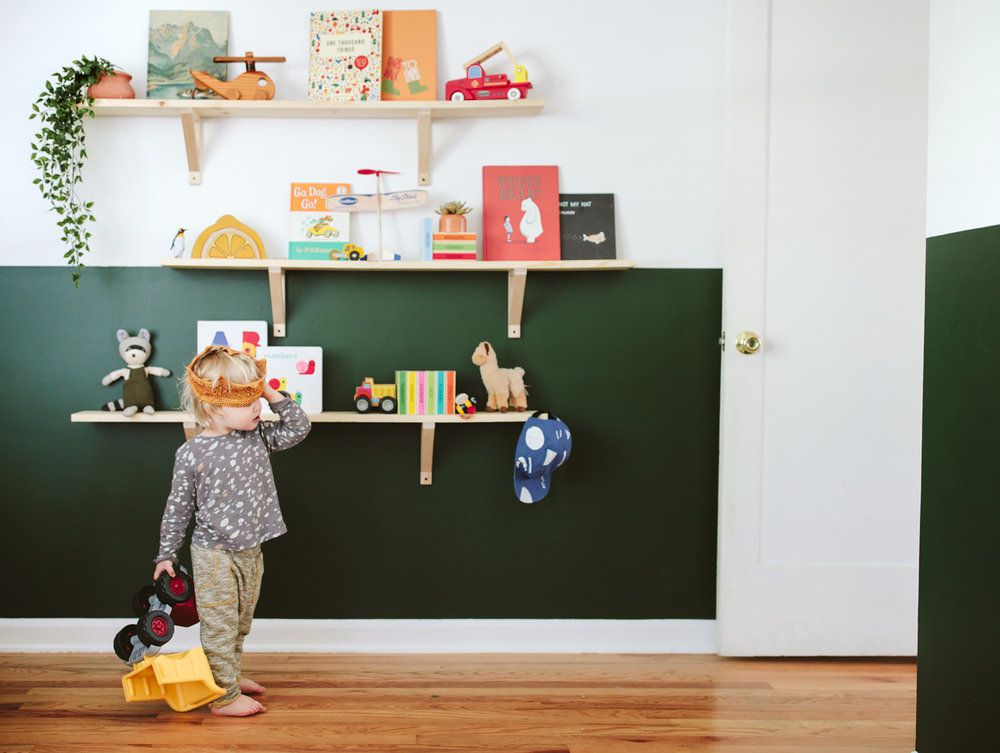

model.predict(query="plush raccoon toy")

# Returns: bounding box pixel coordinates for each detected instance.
[101,329,172,416]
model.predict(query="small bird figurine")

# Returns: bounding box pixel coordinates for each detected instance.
[170,228,187,258]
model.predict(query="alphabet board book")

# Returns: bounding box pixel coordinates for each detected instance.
[256,346,323,414]
[309,10,383,101]
[558,194,617,260]
[289,182,352,260]
[395,371,455,415]
[196,321,269,356]
[380,10,436,100]
[482,166,561,261]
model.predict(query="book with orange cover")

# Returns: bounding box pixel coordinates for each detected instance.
[380,10,436,100]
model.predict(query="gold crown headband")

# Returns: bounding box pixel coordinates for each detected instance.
[186,345,267,407]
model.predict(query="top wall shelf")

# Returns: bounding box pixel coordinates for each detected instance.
[91,98,545,186]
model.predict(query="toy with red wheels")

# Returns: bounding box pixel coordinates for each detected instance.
[113,567,199,663]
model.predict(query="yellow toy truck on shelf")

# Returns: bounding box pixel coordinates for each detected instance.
[354,377,397,413]
[121,647,225,712]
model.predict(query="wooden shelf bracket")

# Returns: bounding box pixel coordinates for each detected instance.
[179,110,202,185]
[420,422,436,485]
[417,109,432,186]
[268,266,287,337]
[508,268,528,338]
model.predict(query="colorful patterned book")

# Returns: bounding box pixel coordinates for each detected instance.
[482,166,561,261]
[395,371,455,415]
[289,182,351,260]
[309,10,383,102]
[381,10,436,100]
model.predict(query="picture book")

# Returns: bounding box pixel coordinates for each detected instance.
[482,166,561,261]
[558,194,617,260]
[257,346,323,414]
[381,10,436,100]
[432,232,477,260]
[148,11,229,99]
[289,182,352,260]
[196,321,268,356]
[309,10,383,101]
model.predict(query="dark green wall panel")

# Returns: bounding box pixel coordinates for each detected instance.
[0,266,721,619]
[918,226,1000,751]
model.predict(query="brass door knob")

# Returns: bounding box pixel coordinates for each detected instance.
[735,331,762,354]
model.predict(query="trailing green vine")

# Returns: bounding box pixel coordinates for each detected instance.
[30,57,118,285]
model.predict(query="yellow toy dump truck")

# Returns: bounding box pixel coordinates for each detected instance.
[122,646,225,712]
[354,377,397,413]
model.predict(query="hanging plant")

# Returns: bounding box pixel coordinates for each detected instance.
[29,57,118,285]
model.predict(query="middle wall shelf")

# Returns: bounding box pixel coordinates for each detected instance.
[71,410,529,486]
[160,257,635,338]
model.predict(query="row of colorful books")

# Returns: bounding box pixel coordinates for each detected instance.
[288,167,617,262]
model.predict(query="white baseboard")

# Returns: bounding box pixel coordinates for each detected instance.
[0,618,717,654]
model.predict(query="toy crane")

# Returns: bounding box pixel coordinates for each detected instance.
[446,42,532,101]
[190,51,286,100]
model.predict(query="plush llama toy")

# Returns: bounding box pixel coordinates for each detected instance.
[101,329,172,416]
[471,341,528,412]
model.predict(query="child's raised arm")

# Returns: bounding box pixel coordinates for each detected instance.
[154,446,197,566]
[258,386,311,453]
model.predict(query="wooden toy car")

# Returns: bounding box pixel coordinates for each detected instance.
[446,42,532,102]
[113,568,198,663]
[330,243,367,261]
[354,377,397,413]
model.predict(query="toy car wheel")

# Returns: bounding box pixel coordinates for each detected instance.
[155,571,193,606]
[114,624,139,662]
[324,230,333,238]
[379,396,396,413]
[450,91,467,101]
[131,585,157,617]
[507,87,522,100]
[349,250,361,260]
[355,396,371,413]
[137,610,174,647]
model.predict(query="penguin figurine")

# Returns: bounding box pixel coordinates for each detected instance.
[170,228,187,258]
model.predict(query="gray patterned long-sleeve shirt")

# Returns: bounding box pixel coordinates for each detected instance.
[155,396,311,562]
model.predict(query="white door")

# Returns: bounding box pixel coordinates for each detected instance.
[717,0,928,655]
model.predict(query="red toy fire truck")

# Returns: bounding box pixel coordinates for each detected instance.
[445,42,533,102]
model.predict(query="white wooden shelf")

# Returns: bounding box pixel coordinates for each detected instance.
[71,409,529,485]
[92,98,545,186]
[160,257,635,338]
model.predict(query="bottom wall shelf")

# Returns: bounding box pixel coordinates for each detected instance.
[70,410,529,486]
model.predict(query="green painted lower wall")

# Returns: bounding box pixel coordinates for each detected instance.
[0,266,721,619]
[918,226,1000,751]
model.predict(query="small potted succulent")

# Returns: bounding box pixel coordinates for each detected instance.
[30,56,128,285]
[435,201,473,233]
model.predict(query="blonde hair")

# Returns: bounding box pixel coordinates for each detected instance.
[181,347,265,428]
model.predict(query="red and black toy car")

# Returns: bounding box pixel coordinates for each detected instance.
[113,568,199,663]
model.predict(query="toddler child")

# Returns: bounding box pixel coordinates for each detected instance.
[153,345,311,716]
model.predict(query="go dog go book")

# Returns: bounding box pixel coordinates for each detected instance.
[289,182,351,260]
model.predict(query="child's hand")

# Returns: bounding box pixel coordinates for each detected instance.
[262,383,283,403]
[153,560,175,580]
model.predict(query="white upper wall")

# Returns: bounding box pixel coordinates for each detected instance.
[0,0,727,268]
[927,0,1000,237]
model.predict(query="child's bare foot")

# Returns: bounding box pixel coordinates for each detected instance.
[239,677,266,694]
[210,694,265,716]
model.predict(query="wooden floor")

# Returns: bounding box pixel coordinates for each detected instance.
[0,653,915,752]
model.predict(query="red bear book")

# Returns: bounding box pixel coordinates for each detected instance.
[482,166,560,261]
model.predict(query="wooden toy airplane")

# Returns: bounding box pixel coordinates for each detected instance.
[190,51,286,100]
[325,170,429,260]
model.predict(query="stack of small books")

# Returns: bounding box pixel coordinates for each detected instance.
[431,232,477,260]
